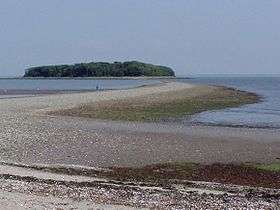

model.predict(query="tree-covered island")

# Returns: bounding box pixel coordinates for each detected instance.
[24,61,175,77]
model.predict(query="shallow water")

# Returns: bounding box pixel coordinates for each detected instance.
[1,77,280,129]
[0,78,161,99]
[182,77,280,129]
[0,78,159,91]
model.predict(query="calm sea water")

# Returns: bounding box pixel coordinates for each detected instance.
[0,79,159,91]
[1,77,279,129]
[182,77,280,129]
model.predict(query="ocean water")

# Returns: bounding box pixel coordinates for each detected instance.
[0,79,159,91]
[1,77,279,129]
[182,77,280,129]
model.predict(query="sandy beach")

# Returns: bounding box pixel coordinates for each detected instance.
[0,82,278,167]
[0,82,279,208]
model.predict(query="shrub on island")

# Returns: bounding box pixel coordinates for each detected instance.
[24,61,175,77]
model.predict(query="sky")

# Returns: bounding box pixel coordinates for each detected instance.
[0,0,280,76]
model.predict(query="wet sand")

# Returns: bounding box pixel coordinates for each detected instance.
[0,82,280,208]
[0,83,280,167]
[1,117,279,168]
[0,82,279,167]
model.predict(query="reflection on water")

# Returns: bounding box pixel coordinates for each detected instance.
[182,77,280,129]
[0,78,161,99]
[0,79,160,91]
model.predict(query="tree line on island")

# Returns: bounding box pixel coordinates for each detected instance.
[24,61,175,77]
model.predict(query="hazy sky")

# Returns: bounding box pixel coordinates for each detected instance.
[1,0,280,76]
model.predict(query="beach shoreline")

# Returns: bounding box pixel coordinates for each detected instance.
[0,81,279,208]
[48,82,260,121]
[0,81,277,168]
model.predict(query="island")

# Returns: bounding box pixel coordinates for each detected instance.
[24,61,175,77]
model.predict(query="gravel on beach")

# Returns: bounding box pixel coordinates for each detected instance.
[0,169,279,209]
[0,82,280,209]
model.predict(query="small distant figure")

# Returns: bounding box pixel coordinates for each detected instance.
[96,84,100,91]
